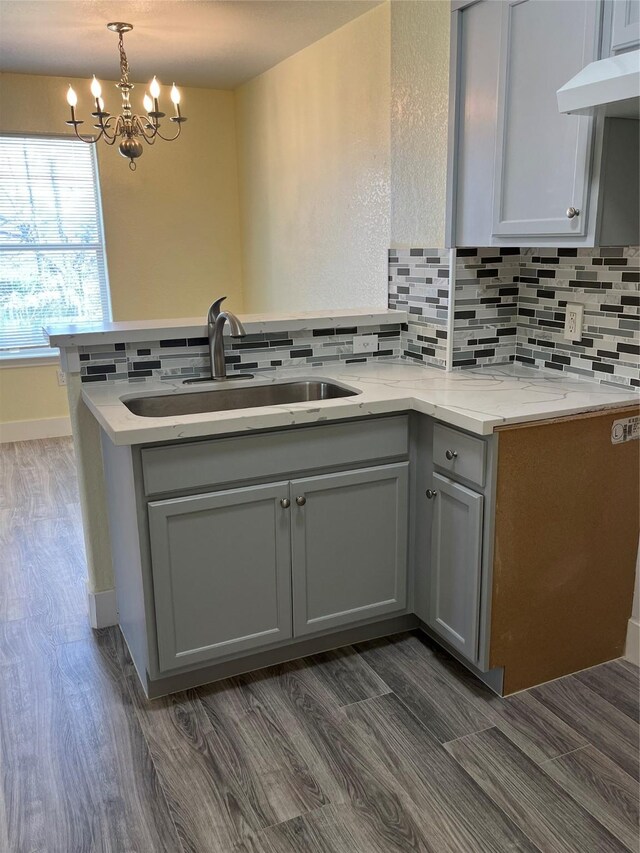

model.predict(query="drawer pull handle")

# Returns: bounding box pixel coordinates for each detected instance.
[295,496,307,507]
[426,489,438,499]
[280,498,290,509]
[566,206,580,219]
[445,449,458,460]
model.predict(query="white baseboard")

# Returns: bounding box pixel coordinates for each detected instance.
[0,416,71,443]
[625,617,640,666]
[87,588,119,629]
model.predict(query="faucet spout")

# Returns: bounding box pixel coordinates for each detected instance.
[207,297,250,380]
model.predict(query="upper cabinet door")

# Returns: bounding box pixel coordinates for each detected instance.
[492,0,600,238]
[610,0,640,52]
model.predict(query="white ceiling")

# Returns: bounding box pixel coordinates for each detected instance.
[0,0,382,89]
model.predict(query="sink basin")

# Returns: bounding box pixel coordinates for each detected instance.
[122,379,359,418]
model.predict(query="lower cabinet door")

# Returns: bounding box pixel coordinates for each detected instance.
[427,472,483,662]
[148,482,292,672]
[291,463,409,636]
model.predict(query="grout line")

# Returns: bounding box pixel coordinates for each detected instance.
[538,745,589,766]
[441,725,497,748]
[339,689,393,712]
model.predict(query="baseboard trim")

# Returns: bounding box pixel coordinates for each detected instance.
[0,416,71,443]
[625,617,640,666]
[88,588,118,629]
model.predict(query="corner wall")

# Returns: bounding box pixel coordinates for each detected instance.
[235,3,391,313]
[390,0,450,249]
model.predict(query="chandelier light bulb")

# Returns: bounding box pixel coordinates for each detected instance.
[143,93,153,113]
[66,85,78,107]
[149,76,161,99]
[90,75,102,98]
[170,83,181,105]
[98,97,105,111]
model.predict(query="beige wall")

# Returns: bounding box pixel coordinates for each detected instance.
[235,3,391,313]
[0,364,68,423]
[390,0,450,248]
[0,72,243,425]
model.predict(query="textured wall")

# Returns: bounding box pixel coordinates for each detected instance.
[236,3,391,313]
[390,1,450,249]
[0,72,244,425]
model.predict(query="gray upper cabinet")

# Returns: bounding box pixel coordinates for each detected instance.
[426,472,483,663]
[610,0,640,52]
[451,0,638,247]
[148,482,293,671]
[491,0,599,239]
[291,463,409,636]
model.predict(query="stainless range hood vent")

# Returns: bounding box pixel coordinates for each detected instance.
[557,50,640,118]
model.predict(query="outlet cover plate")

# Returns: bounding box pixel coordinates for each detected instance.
[564,303,584,342]
[353,334,379,354]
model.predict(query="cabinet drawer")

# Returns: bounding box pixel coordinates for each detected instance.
[433,423,486,487]
[142,415,409,496]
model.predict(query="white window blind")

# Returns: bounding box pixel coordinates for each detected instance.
[0,135,111,356]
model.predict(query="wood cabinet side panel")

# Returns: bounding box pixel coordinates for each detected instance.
[490,406,640,694]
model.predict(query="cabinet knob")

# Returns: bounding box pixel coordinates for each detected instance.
[566,206,580,219]
[295,496,306,507]
[445,449,458,460]
[426,489,438,499]
[280,498,290,509]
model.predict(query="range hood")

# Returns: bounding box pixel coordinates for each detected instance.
[557,50,640,118]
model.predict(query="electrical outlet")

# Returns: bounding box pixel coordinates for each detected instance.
[352,334,379,354]
[56,369,67,386]
[563,303,584,342]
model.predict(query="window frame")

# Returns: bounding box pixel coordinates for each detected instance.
[0,131,112,363]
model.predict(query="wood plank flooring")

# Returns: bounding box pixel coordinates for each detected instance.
[1,437,638,852]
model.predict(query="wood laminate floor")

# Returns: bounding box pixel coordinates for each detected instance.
[1,437,638,852]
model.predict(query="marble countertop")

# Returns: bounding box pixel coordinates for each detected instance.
[81,360,639,446]
[45,307,405,348]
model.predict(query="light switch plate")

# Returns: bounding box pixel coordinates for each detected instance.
[353,334,379,354]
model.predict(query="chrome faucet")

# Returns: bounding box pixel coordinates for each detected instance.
[183,296,253,383]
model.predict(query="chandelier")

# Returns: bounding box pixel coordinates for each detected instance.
[65,23,187,171]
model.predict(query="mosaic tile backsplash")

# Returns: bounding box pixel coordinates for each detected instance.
[452,248,520,368]
[78,249,637,389]
[79,324,404,384]
[515,247,639,388]
[388,248,449,368]
[389,246,639,388]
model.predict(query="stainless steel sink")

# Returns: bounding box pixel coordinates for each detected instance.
[122,379,359,418]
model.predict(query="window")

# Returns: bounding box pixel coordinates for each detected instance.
[0,134,111,359]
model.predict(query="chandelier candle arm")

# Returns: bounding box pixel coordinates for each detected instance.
[64,22,187,171]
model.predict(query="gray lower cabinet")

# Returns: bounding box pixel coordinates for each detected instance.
[426,472,484,662]
[291,463,409,635]
[148,482,293,671]
[147,461,410,672]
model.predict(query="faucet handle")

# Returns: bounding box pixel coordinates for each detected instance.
[208,296,227,322]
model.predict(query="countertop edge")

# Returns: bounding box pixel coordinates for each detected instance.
[46,308,407,348]
[83,386,639,446]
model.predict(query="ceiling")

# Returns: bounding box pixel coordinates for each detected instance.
[0,0,382,89]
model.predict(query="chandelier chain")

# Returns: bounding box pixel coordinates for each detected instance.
[118,32,130,86]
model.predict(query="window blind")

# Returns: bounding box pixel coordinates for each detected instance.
[0,135,111,354]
